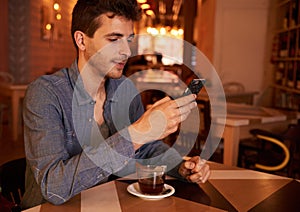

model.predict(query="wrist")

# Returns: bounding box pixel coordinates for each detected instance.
[128,124,150,150]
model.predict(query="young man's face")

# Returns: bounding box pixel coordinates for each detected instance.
[82,15,135,79]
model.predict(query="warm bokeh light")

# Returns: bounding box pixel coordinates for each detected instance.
[56,13,62,20]
[178,28,184,36]
[146,26,184,39]
[45,23,52,31]
[159,27,167,35]
[170,29,179,37]
[53,3,60,11]
[145,10,154,16]
[137,0,147,3]
[141,4,150,10]
[147,27,158,36]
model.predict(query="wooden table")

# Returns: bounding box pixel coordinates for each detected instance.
[214,103,300,166]
[0,83,27,141]
[23,162,300,212]
[225,91,259,105]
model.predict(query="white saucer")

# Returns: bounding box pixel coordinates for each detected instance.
[127,182,175,200]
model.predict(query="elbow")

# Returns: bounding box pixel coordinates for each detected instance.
[43,191,71,206]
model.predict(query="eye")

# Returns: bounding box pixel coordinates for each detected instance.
[107,37,120,42]
[127,35,135,43]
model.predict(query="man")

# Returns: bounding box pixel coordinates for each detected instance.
[21,0,210,209]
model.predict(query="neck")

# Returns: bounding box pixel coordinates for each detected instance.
[77,55,107,100]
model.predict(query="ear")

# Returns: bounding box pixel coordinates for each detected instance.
[74,31,85,51]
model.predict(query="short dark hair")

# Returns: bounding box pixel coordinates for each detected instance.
[71,0,142,50]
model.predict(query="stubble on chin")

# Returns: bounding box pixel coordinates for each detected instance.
[106,67,124,79]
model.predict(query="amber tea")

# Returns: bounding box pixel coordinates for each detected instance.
[136,164,166,195]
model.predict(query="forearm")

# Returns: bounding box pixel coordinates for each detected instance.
[34,153,108,205]
[26,129,135,205]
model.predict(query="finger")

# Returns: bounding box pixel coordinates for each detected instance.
[174,94,196,107]
[187,156,201,169]
[197,164,210,183]
[186,172,202,183]
[180,112,190,122]
[201,169,211,183]
[180,108,191,122]
[152,96,171,107]
[178,101,197,114]
[184,157,210,183]
[183,156,202,172]
[187,165,210,183]
[191,159,207,173]
[176,100,197,122]
[184,160,196,170]
[179,166,192,177]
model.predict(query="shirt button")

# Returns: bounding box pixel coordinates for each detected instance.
[88,118,92,122]
[90,101,96,105]
[97,174,103,179]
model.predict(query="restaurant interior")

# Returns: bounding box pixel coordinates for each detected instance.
[1,0,300,211]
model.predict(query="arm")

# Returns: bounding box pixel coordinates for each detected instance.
[23,81,135,205]
[128,95,197,147]
[129,90,209,182]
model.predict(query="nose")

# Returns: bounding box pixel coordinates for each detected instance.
[119,39,131,58]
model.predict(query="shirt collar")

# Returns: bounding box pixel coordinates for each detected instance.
[69,60,125,106]
[68,60,93,106]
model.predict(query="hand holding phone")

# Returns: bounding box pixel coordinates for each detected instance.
[182,79,206,97]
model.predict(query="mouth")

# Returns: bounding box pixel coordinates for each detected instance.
[114,60,127,70]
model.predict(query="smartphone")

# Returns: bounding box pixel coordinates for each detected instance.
[182,79,206,96]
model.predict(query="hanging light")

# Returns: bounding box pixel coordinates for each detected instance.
[53,2,60,11]
[45,23,52,31]
[141,4,150,10]
[178,28,184,36]
[160,27,167,35]
[56,13,62,20]
[145,10,154,16]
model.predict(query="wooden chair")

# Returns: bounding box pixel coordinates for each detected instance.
[283,124,300,178]
[0,104,5,137]
[0,72,15,137]
[0,72,14,84]
[0,158,26,210]
[223,82,245,93]
[239,124,300,177]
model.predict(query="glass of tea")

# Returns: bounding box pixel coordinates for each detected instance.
[136,164,167,195]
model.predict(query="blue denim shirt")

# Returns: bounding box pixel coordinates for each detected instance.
[21,60,183,209]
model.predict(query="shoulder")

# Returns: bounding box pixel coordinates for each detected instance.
[25,68,73,101]
[29,68,70,88]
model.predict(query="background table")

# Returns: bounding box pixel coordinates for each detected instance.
[214,103,300,166]
[23,162,300,212]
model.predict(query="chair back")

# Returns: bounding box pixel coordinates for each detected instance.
[240,124,300,177]
[0,104,5,137]
[0,72,14,84]
[283,124,300,178]
[223,82,245,93]
[196,98,211,138]
[0,72,15,137]
[0,158,26,205]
